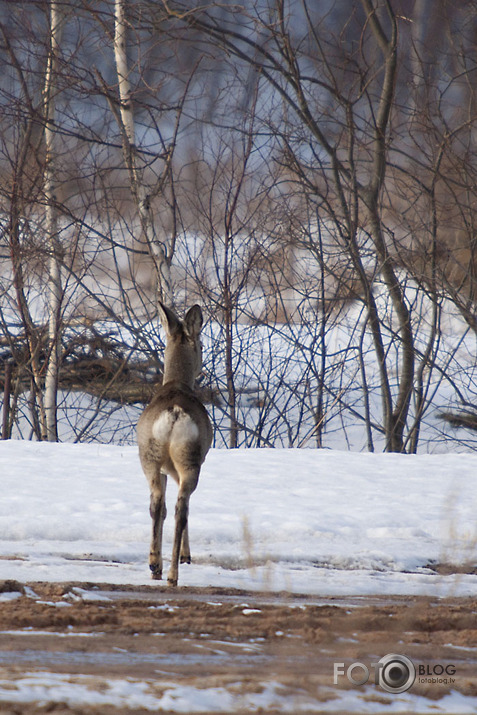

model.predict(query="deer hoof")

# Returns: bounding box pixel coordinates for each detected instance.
[149,564,162,580]
[167,577,178,587]
[180,555,191,564]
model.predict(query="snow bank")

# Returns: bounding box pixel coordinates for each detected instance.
[0,440,476,596]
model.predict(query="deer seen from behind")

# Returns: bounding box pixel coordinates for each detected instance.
[137,303,212,586]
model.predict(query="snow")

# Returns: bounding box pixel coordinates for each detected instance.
[1,439,477,713]
[1,673,477,713]
[0,439,475,596]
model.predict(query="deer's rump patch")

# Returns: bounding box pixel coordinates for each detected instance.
[152,406,200,446]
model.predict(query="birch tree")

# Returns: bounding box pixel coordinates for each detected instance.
[43,0,63,441]
[112,0,172,306]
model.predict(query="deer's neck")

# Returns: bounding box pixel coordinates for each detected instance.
[163,354,196,390]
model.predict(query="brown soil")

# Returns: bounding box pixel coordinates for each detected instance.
[0,581,476,714]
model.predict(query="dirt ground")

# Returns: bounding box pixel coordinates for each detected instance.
[0,580,476,714]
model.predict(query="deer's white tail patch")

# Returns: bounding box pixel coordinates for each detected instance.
[152,406,200,445]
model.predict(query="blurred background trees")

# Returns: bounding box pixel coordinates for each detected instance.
[0,0,476,452]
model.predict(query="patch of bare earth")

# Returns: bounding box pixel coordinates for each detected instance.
[0,580,475,713]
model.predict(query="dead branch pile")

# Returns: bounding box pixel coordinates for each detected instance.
[0,327,159,406]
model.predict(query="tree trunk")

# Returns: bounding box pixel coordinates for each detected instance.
[360,0,414,452]
[113,0,172,306]
[43,0,63,442]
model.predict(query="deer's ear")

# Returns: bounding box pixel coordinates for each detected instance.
[184,304,203,337]
[158,303,181,337]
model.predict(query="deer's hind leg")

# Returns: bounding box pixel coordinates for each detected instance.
[180,524,191,565]
[168,468,199,586]
[148,470,167,580]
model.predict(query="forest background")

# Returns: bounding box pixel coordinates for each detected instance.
[1,0,477,453]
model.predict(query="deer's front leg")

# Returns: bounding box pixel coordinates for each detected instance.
[149,473,167,580]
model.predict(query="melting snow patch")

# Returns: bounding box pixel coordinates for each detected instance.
[0,592,22,602]
[71,587,112,602]
[0,672,159,710]
[1,675,477,713]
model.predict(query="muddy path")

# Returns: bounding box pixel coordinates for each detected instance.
[0,581,476,713]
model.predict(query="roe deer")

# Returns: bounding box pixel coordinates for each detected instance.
[137,303,212,586]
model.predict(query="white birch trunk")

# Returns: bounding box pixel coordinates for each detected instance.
[114,0,172,305]
[43,0,63,441]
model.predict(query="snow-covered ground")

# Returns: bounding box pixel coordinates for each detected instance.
[1,439,477,713]
[0,440,476,596]
[2,673,477,714]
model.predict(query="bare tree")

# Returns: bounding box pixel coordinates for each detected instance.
[146,0,477,452]
[110,0,173,306]
[43,0,64,441]
[165,0,413,450]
